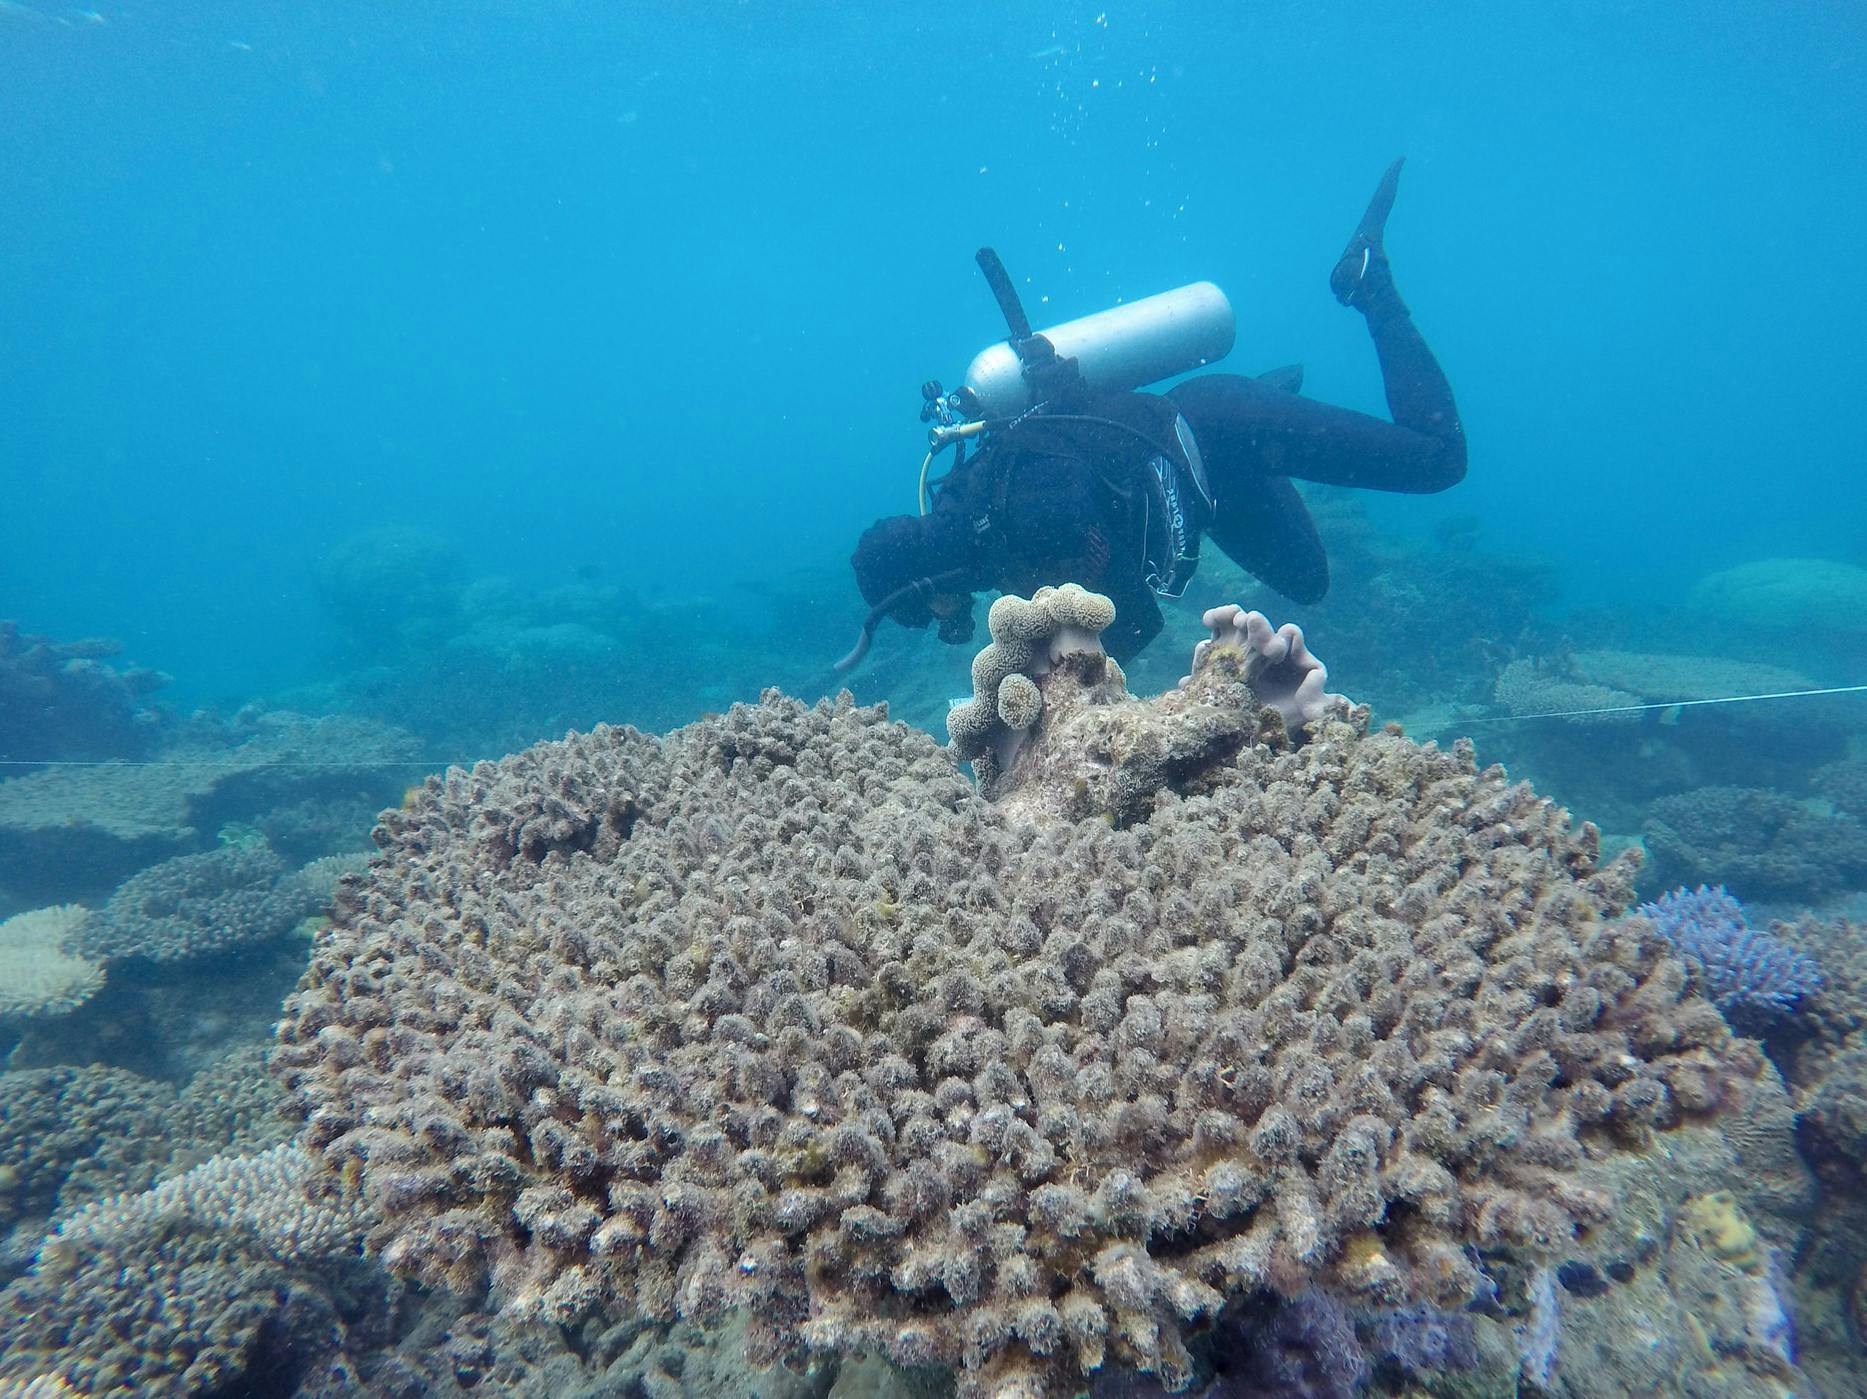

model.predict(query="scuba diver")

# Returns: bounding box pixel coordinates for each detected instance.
[841,157,1466,668]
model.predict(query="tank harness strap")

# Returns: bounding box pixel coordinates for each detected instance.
[975,246,1088,410]
[974,247,1032,340]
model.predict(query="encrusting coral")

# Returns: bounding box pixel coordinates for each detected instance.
[275,586,1765,1398]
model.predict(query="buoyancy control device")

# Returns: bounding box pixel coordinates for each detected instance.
[832,250,1236,677]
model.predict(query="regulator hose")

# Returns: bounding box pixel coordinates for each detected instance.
[833,568,971,674]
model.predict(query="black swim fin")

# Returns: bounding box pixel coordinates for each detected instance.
[1329,156,1405,308]
[1255,364,1304,395]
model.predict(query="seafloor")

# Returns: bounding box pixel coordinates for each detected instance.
[2,495,1864,1397]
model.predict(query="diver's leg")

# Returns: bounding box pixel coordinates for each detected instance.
[1168,160,1466,494]
[1201,473,1330,605]
[1326,156,1465,480]
[1169,366,1459,495]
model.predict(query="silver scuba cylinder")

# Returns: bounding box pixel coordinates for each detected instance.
[961,281,1236,419]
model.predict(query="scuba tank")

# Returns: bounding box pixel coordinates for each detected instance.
[915,248,1235,514]
[959,279,1236,419]
[843,249,1238,675]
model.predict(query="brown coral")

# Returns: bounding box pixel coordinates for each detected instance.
[276,644,1760,1396]
[0,1066,180,1243]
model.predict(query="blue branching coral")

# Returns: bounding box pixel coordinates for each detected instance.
[1637,885,1822,1023]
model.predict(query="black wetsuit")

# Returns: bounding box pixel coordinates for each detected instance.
[852,268,1466,662]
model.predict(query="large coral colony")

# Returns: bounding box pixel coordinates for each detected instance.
[267,585,1781,1396]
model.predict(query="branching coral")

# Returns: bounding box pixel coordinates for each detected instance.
[1643,786,1867,901]
[69,843,325,964]
[275,590,1764,1398]
[1633,886,1822,1029]
[0,1143,372,1396]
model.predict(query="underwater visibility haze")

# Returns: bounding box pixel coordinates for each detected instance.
[3,2,1867,1396]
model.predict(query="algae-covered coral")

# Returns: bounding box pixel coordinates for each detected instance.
[274,589,1768,1397]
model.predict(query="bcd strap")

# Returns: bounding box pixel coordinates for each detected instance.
[1011,333,1087,411]
[976,246,1088,410]
[974,247,1031,340]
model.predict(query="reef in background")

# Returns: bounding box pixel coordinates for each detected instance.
[0,621,168,770]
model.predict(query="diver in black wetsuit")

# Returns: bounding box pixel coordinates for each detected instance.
[846,158,1466,665]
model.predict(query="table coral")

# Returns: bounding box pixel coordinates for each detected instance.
[0,710,420,910]
[0,906,103,1022]
[276,591,1766,1398]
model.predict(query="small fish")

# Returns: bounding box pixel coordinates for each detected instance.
[228,38,252,49]
[1029,42,1069,60]
[76,5,104,20]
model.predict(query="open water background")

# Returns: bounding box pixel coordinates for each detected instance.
[3,0,1864,710]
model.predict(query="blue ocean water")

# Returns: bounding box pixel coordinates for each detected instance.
[4,0,1863,707]
[4,8,1867,1394]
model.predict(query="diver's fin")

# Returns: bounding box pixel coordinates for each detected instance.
[1255,364,1304,395]
[1330,156,1405,307]
[1353,157,1405,250]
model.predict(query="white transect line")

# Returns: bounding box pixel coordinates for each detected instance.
[2,684,1864,759]
[1467,683,1867,724]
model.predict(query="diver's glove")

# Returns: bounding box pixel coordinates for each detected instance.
[1330,156,1405,310]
